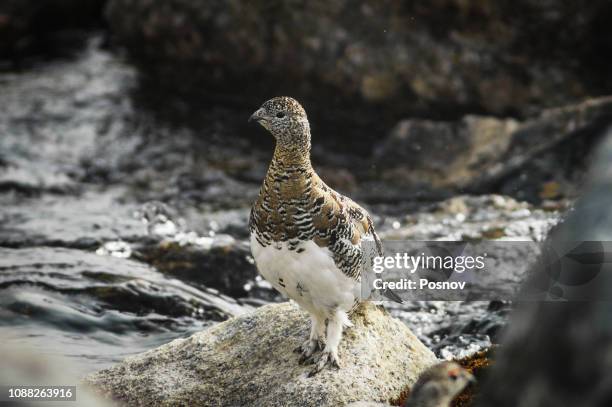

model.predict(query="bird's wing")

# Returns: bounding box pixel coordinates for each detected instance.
[314,183,403,303]
[344,198,383,256]
[342,197,404,303]
[311,180,382,280]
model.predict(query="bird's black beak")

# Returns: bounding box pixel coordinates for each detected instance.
[249,108,265,123]
[467,374,477,384]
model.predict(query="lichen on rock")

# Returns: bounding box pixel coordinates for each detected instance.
[85,301,437,407]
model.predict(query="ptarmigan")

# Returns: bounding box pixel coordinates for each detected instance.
[403,361,475,407]
[249,96,382,375]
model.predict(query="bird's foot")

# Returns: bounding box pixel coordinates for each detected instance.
[293,339,309,354]
[308,349,340,377]
[295,338,323,365]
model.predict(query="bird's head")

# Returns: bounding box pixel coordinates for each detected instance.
[405,361,475,407]
[249,97,311,155]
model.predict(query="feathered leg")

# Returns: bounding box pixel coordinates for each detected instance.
[309,309,351,376]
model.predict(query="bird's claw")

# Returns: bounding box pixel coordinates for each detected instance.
[308,349,340,377]
[294,338,322,364]
[298,352,316,365]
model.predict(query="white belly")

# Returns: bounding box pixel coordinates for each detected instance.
[250,233,359,318]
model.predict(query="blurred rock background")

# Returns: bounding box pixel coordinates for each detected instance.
[103,0,612,115]
[99,0,612,203]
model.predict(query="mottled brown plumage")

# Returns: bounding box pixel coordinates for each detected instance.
[249,97,382,277]
[249,96,382,375]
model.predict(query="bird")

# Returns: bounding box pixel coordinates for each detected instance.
[403,361,475,407]
[248,96,383,375]
[345,362,474,407]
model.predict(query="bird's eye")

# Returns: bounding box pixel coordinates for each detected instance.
[449,374,458,381]
[276,112,286,118]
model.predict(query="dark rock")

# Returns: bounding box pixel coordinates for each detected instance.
[85,302,437,407]
[105,0,612,117]
[133,236,257,298]
[373,115,518,190]
[476,133,612,406]
[373,97,612,202]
